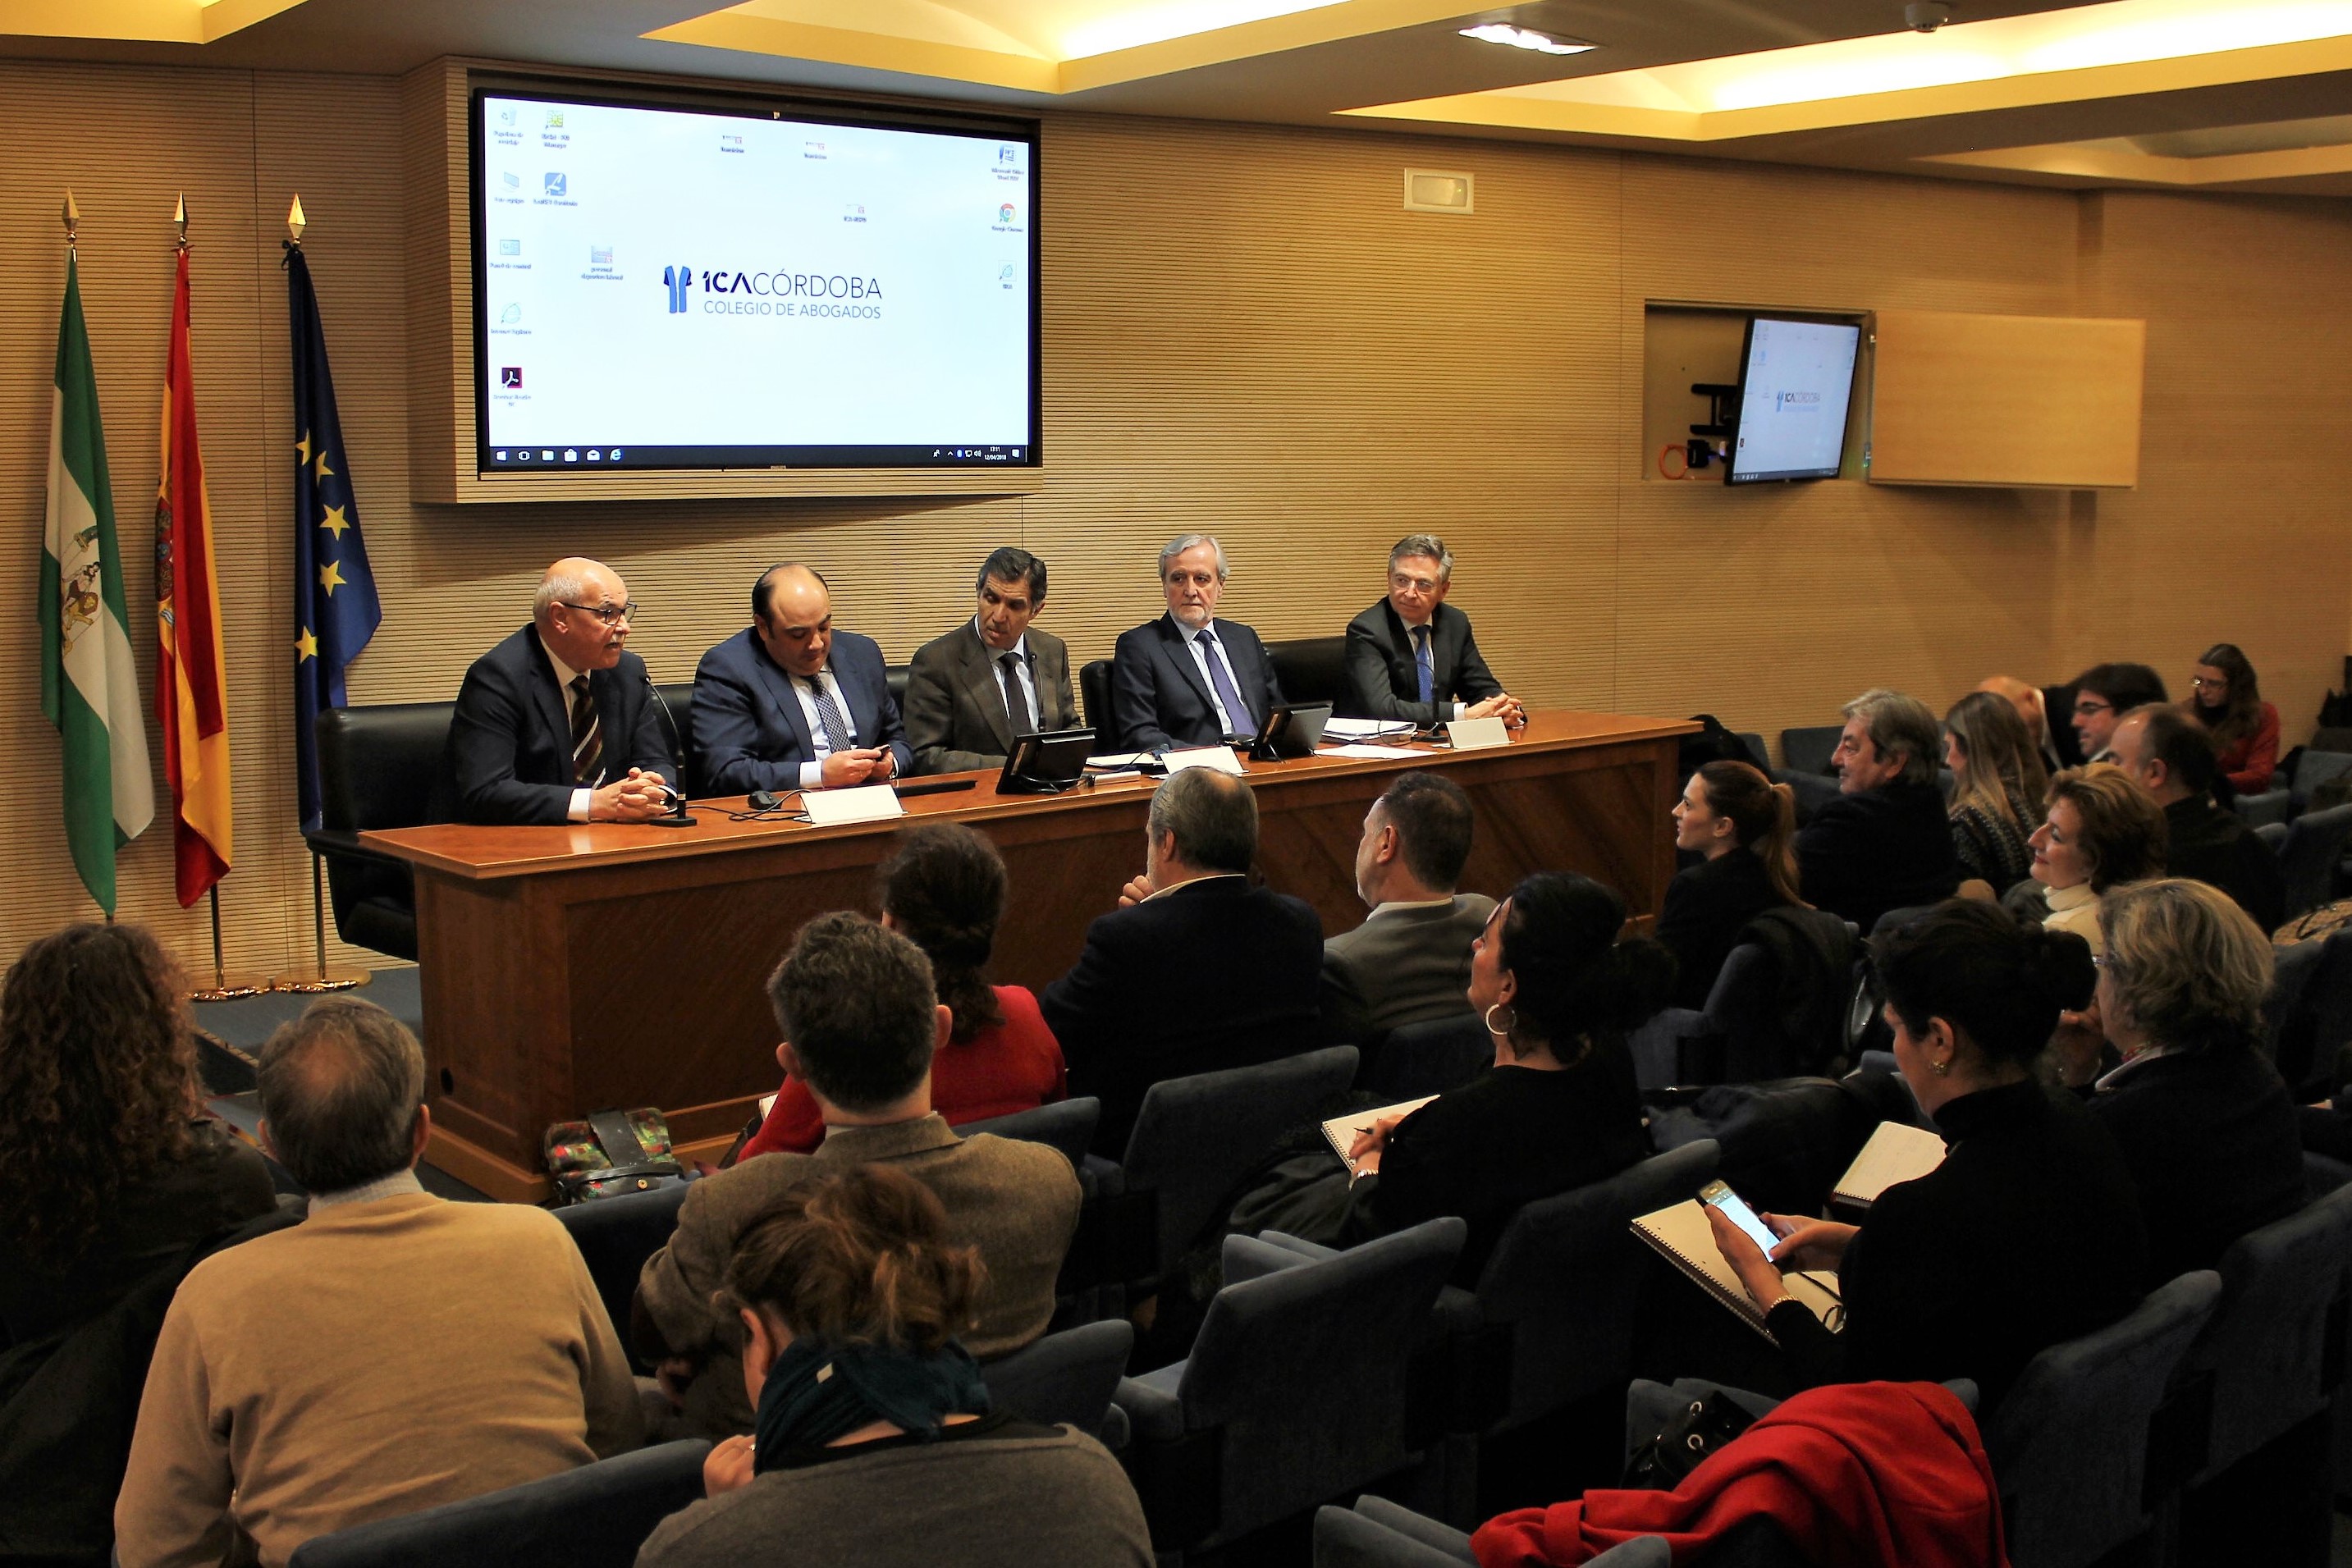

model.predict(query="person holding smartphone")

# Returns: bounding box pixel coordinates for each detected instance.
[1706,900,2147,1408]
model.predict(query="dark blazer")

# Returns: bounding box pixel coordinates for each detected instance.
[902,621,1079,775]
[1342,600,1504,726]
[1320,894,1495,1047]
[438,624,675,825]
[2042,683,2086,771]
[2087,1048,2305,1290]
[692,626,912,797]
[1039,876,1323,1154]
[1764,1079,2148,1410]
[1655,848,1796,1011]
[2164,794,2286,935]
[1109,614,1285,752]
[1795,779,1960,933]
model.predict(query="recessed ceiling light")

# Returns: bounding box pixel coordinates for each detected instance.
[1458,23,1595,55]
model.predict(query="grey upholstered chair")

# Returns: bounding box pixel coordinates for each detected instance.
[960,1095,1100,1170]
[2276,802,2352,920]
[1312,1495,1672,1567]
[551,1180,691,1370]
[982,1317,1135,1447]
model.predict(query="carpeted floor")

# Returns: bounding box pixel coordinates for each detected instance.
[192,967,488,1202]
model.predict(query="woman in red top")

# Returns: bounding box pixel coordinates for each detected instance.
[2190,642,2281,795]
[739,822,1066,1159]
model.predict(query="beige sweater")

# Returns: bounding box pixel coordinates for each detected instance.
[116,1192,641,1568]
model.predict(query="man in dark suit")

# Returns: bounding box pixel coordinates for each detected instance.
[1322,770,1494,1050]
[1040,766,1323,1154]
[1979,675,2079,774]
[1342,534,1522,729]
[1110,534,1285,752]
[438,557,676,824]
[1796,688,1961,931]
[902,546,1080,775]
[2108,704,2286,933]
[693,564,912,797]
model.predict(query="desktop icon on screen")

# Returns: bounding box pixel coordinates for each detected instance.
[546,109,565,129]
[999,203,1014,222]
[545,172,567,197]
[498,238,520,256]
[501,171,520,190]
[500,303,522,324]
[500,366,523,388]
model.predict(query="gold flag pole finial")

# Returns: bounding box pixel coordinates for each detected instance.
[287,194,307,245]
[174,192,188,253]
[62,190,78,248]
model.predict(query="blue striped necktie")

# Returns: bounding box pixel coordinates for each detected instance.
[1413,625,1435,706]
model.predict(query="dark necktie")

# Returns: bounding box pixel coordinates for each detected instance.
[1195,628,1257,740]
[804,674,853,753]
[569,675,603,785]
[1413,624,1435,706]
[999,651,1035,735]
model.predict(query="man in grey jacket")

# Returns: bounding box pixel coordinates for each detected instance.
[633,913,1080,1438]
[1321,770,1496,1049]
[901,546,1080,775]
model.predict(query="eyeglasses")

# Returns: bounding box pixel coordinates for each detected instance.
[2071,698,2113,717]
[558,601,638,625]
[2091,953,2110,969]
[1389,573,1441,595]
[2190,676,2226,693]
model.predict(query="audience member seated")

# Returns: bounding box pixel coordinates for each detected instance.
[637,915,1079,1438]
[2068,661,2168,764]
[2024,766,2168,956]
[740,824,1066,1158]
[1233,874,1661,1279]
[2073,880,2303,1290]
[1795,689,1959,931]
[1320,770,1495,1047]
[2188,642,2282,794]
[1040,766,1322,1154]
[1942,691,2047,891]
[1706,901,2147,1409]
[1659,760,1803,1009]
[1979,674,2074,774]
[0,924,277,1565]
[117,999,641,1566]
[2106,704,2286,933]
[635,1166,1152,1568]
[1340,533,1522,729]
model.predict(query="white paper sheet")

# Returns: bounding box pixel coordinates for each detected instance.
[1319,743,1427,759]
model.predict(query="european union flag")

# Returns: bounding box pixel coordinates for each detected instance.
[286,244,382,830]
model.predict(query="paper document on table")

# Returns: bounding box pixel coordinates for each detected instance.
[1161,746,1246,776]
[1322,717,1416,741]
[1320,743,1426,760]
[1086,753,1153,770]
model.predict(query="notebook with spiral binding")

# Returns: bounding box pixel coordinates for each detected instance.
[1828,1121,1947,1212]
[1321,1095,1437,1177]
[1631,1200,1842,1345]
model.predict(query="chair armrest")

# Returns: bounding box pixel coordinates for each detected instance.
[2238,788,2292,828]
[1252,1231,1343,1264]
[1628,1010,1708,1092]
[1113,1366,1188,1444]
[1221,1232,1315,1285]
[302,827,408,871]
[1352,1496,1477,1562]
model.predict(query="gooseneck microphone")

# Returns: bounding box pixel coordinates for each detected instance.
[642,674,697,827]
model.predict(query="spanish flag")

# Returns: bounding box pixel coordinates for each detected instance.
[156,241,231,906]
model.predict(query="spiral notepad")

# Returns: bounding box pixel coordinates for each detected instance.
[1631,1200,1842,1346]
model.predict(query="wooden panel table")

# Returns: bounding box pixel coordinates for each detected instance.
[363,710,1696,1200]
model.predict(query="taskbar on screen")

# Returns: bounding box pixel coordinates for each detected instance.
[479,442,1032,472]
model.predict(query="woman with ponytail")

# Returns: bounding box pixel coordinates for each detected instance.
[741,823,1066,1159]
[1659,761,1805,1008]
[638,1164,1151,1568]
[1706,900,2147,1406]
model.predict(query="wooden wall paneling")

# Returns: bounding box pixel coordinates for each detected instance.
[1869,309,2145,489]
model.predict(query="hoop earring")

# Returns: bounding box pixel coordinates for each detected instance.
[1484,1003,1517,1038]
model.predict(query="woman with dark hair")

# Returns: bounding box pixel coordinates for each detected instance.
[1943,691,2046,890]
[740,823,1065,1159]
[1658,761,1804,1008]
[637,1164,1151,1568]
[2189,643,2281,794]
[1708,900,2147,1407]
[2086,880,2302,1288]
[2026,765,2168,955]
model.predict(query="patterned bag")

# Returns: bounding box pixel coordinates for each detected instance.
[542,1108,685,1205]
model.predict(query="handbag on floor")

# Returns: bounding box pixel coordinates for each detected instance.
[542,1108,685,1204]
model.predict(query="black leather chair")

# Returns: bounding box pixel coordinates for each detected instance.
[650,681,695,795]
[885,662,911,712]
[1269,634,1349,711]
[309,703,457,962]
[1081,658,1115,752]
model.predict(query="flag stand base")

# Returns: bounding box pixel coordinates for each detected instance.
[186,887,269,1000]
[271,967,368,994]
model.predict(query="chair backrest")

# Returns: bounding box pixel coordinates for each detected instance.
[2279,927,2352,1095]
[1732,732,1769,770]
[2263,935,2327,1060]
[959,1096,1100,1170]
[1779,725,1843,777]
[2290,750,2352,808]
[314,702,455,958]
[1472,1140,1720,1429]
[2255,820,2289,853]
[982,1318,1133,1438]
[1178,1218,1466,1547]
[1268,635,1350,709]
[1694,944,1785,1082]
[286,1438,711,1568]
[1080,658,1114,750]
[1983,1270,2222,1568]
[1122,1045,1359,1281]
[2277,803,2352,920]
[1364,1013,1489,1100]
[2191,1182,2352,1476]
[652,681,696,796]
[885,662,911,711]
[552,1182,693,1368]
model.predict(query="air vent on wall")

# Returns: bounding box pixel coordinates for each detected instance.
[1403,169,1474,213]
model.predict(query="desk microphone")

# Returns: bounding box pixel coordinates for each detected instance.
[641,674,697,828]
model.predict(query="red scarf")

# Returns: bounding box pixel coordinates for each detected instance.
[1472,1382,2007,1568]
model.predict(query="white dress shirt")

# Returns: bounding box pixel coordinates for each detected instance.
[791,664,862,791]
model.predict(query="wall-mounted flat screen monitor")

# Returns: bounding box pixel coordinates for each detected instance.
[471,88,1038,473]
[1724,317,1861,484]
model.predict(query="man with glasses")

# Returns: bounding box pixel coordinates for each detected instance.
[2067,662,2169,763]
[1342,534,1521,729]
[693,563,911,796]
[439,557,677,824]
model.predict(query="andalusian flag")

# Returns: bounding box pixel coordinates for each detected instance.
[157,242,232,906]
[39,245,153,915]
